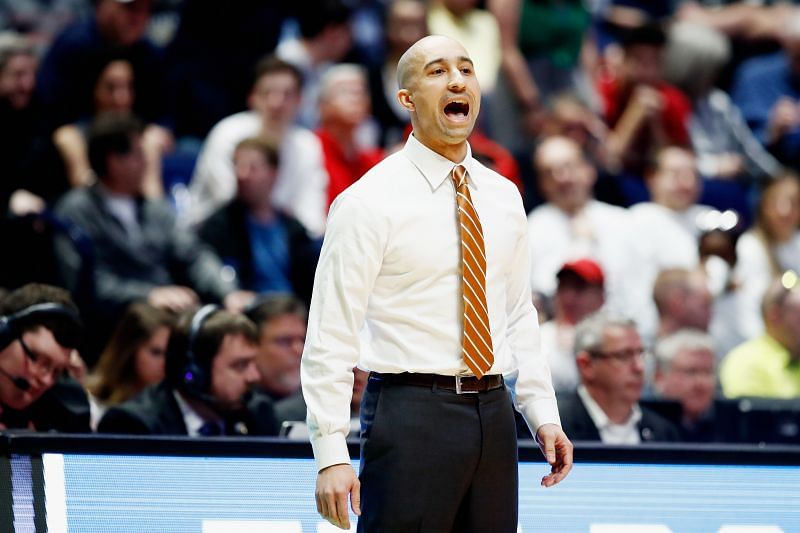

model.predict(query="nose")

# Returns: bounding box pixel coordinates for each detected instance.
[448,68,466,91]
[245,363,260,384]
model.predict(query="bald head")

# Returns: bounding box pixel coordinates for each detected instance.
[397,35,466,90]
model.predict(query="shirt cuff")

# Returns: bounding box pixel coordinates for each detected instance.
[311,432,351,472]
[520,397,562,436]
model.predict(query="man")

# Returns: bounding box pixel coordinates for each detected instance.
[653,268,713,339]
[244,294,307,403]
[301,35,572,531]
[187,56,329,236]
[98,306,278,436]
[598,23,691,179]
[653,329,719,441]
[54,114,249,315]
[558,311,681,444]
[732,11,800,170]
[527,135,638,318]
[720,277,800,398]
[199,138,320,305]
[316,64,384,206]
[0,32,67,218]
[630,145,714,340]
[0,283,88,432]
[540,259,606,393]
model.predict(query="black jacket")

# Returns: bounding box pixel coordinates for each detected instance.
[556,392,682,443]
[199,200,320,305]
[97,382,279,437]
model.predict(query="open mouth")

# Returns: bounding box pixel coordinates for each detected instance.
[444,101,470,121]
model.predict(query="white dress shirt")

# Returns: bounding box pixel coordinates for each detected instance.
[577,385,642,445]
[186,111,329,236]
[301,134,560,471]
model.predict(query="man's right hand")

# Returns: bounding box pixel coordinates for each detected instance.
[316,463,361,530]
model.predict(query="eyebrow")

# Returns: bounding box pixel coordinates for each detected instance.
[423,56,474,70]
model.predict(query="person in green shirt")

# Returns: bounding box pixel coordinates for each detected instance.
[720,276,800,398]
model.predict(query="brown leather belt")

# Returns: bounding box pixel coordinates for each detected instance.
[372,372,504,394]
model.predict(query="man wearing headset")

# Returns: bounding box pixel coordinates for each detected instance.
[98,306,279,436]
[0,283,86,431]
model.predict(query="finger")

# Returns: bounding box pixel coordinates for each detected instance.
[539,437,556,465]
[316,491,324,516]
[351,478,362,516]
[336,491,351,530]
[326,492,340,526]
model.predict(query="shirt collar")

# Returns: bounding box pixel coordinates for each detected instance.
[577,385,642,431]
[403,132,476,190]
[174,390,219,437]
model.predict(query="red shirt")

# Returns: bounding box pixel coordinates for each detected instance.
[598,77,691,174]
[317,129,385,207]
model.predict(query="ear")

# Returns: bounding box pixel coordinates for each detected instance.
[576,351,593,378]
[246,90,256,110]
[397,89,414,112]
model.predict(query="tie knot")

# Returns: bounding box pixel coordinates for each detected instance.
[452,165,468,189]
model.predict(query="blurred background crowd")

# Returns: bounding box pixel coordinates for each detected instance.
[1,0,800,444]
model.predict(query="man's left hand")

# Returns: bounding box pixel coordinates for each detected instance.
[536,423,573,488]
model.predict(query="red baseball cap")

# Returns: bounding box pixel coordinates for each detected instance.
[557,258,605,287]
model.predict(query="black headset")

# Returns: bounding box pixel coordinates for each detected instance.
[0,302,82,392]
[181,304,220,398]
[0,303,82,352]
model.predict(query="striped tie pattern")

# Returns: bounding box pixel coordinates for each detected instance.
[452,165,494,378]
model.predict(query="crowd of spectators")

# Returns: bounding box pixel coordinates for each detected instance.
[2,0,800,444]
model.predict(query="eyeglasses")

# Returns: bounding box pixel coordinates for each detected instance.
[18,335,58,378]
[589,347,647,364]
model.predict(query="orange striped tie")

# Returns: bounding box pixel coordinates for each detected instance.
[452,165,494,378]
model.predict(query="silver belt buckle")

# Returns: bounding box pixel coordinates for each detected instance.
[455,374,479,394]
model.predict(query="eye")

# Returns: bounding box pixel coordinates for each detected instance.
[430,67,445,75]
[461,66,473,75]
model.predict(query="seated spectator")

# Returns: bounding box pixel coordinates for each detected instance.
[598,23,691,186]
[187,56,328,236]
[653,329,719,442]
[540,259,606,394]
[734,173,800,342]
[556,311,681,443]
[198,138,319,304]
[665,22,780,184]
[367,0,427,149]
[731,11,800,171]
[36,0,166,128]
[0,32,68,218]
[244,294,307,402]
[527,136,640,319]
[52,57,173,197]
[700,227,744,357]
[54,114,248,316]
[276,0,354,129]
[630,145,715,340]
[316,64,384,206]
[98,306,278,436]
[84,302,173,429]
[653,268,713,340]
[720,277,800,399]
[0,283,88,432]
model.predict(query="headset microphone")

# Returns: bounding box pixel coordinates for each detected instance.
[0,366,31,391]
